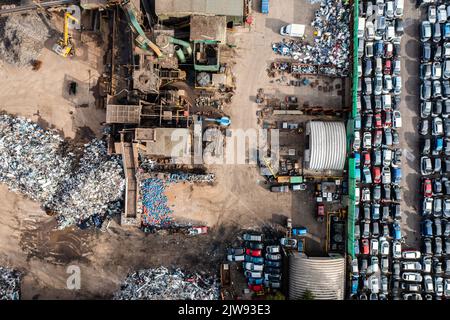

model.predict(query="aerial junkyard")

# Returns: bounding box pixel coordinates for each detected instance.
[0,0,449,303]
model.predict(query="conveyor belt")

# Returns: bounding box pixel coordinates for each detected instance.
[0,0,76,16]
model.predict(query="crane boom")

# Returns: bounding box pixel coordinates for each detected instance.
[63,12,78,46]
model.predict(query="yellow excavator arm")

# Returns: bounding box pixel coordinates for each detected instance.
[63,12,79,47]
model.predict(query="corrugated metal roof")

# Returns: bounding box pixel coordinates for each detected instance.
[307,121,346,171]
[289,254,345,300]
[155,0,244,17]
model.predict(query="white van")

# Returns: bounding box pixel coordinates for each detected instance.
[394,0,404,17]
[358,17,366,38]
[280,24,305,37]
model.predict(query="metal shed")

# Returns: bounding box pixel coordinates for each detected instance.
[288,254,345,300]
[305,121,346,171]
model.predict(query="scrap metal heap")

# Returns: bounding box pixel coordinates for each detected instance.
[0,12,52,67]
[0,114,124,229]
[113,266,219,300]
[271,0,350,75]
[0,267,20,300]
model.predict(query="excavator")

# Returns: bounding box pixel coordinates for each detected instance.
[52,12,78,57]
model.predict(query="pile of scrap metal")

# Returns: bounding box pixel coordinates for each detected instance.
[0,267,20,300]
[113,266,219,300]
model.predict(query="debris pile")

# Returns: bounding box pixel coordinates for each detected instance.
[272,0,350,75]
[49,140,125,229]
[0,12,52,67]
[0,267,20,300]
[113,267,219,300]
[0,114,124,229]
[140,178,173,227]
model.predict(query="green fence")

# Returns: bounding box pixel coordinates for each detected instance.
[347,0,359,259]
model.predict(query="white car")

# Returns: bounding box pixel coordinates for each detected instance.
[370,276,380,293]
[393,110,402,128]
[424,275,434,292]
[444,278,450,297]
[362,187,371,202]
[366,21,375,41]
[428,5,437,23]
[244,262,263,271]
[438,5,447,23]
[370,238,379,255]
[393,241,402,258]
[227,254,245,262]
[422,256,432,273]
[402,262,422,271]
[435,277,444,296]
[244,270,262,278]
[380,238,390,256]
[363,131,372,149]
[353,131,361,150]
[402,250,421,259]
[402,272,423,282]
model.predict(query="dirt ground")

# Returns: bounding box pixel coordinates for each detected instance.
[0,1,335,299]
[398,0,422,250]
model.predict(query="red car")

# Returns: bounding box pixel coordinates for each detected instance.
[317,204,325,222]
[372,167,381,184]
[374,112,382,128]
[384,59,391,75]
[362,239,369,255]
[363,152,371,167]
[248,284,263,292]
[246,248,262,257]
[423,178,432,197]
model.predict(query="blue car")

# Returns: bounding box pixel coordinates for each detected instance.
[354,115,362,130]
[248,277,263,285]
[433,137,443,155]
[443,22,450,40]
[354,167,361,182]
[292,227,307,236]
[354,240,360,255]
[265,260,281,268]
[421,219,433,237]
[244,255,264,264]
[351,277,359,295]
[393,222,401,240]
[354,152,361,167]
[375,41,384,57]
[392,167,402,185]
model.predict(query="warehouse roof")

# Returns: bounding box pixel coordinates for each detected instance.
[305,121,346,171]
[288,254,345,300]
[155,0,244,17]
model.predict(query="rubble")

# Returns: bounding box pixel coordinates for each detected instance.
[113,266,219,300]
[271,0,350,75]
[0,267,21,300]
[0,114,124,229]
[0,12,52,67]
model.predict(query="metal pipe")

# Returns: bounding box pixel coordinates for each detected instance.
[169,37,192,57]
[174,45,186,63]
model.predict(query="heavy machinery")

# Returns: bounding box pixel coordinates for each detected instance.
[52,12,78,57]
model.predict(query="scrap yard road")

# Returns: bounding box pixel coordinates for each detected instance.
[399,0,421,249]
[0,0,328,298]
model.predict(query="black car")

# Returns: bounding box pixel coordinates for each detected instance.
[433,43,443,61]
[363,95,372,113]
[433,100,443,117]
[265,260,281,268]
[394,42,401,57]
[395,19,404,36]
[391,204,401,220]
[382,185,391,202]
[433,178,443,195]
[265,267,281,274]
[393,186,402,201]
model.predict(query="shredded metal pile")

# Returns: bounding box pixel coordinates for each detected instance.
[0,12,52,67]
[0,267,20,300]
[272,0,350,75]
[0,114,124,229]
[113,267,219,300]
